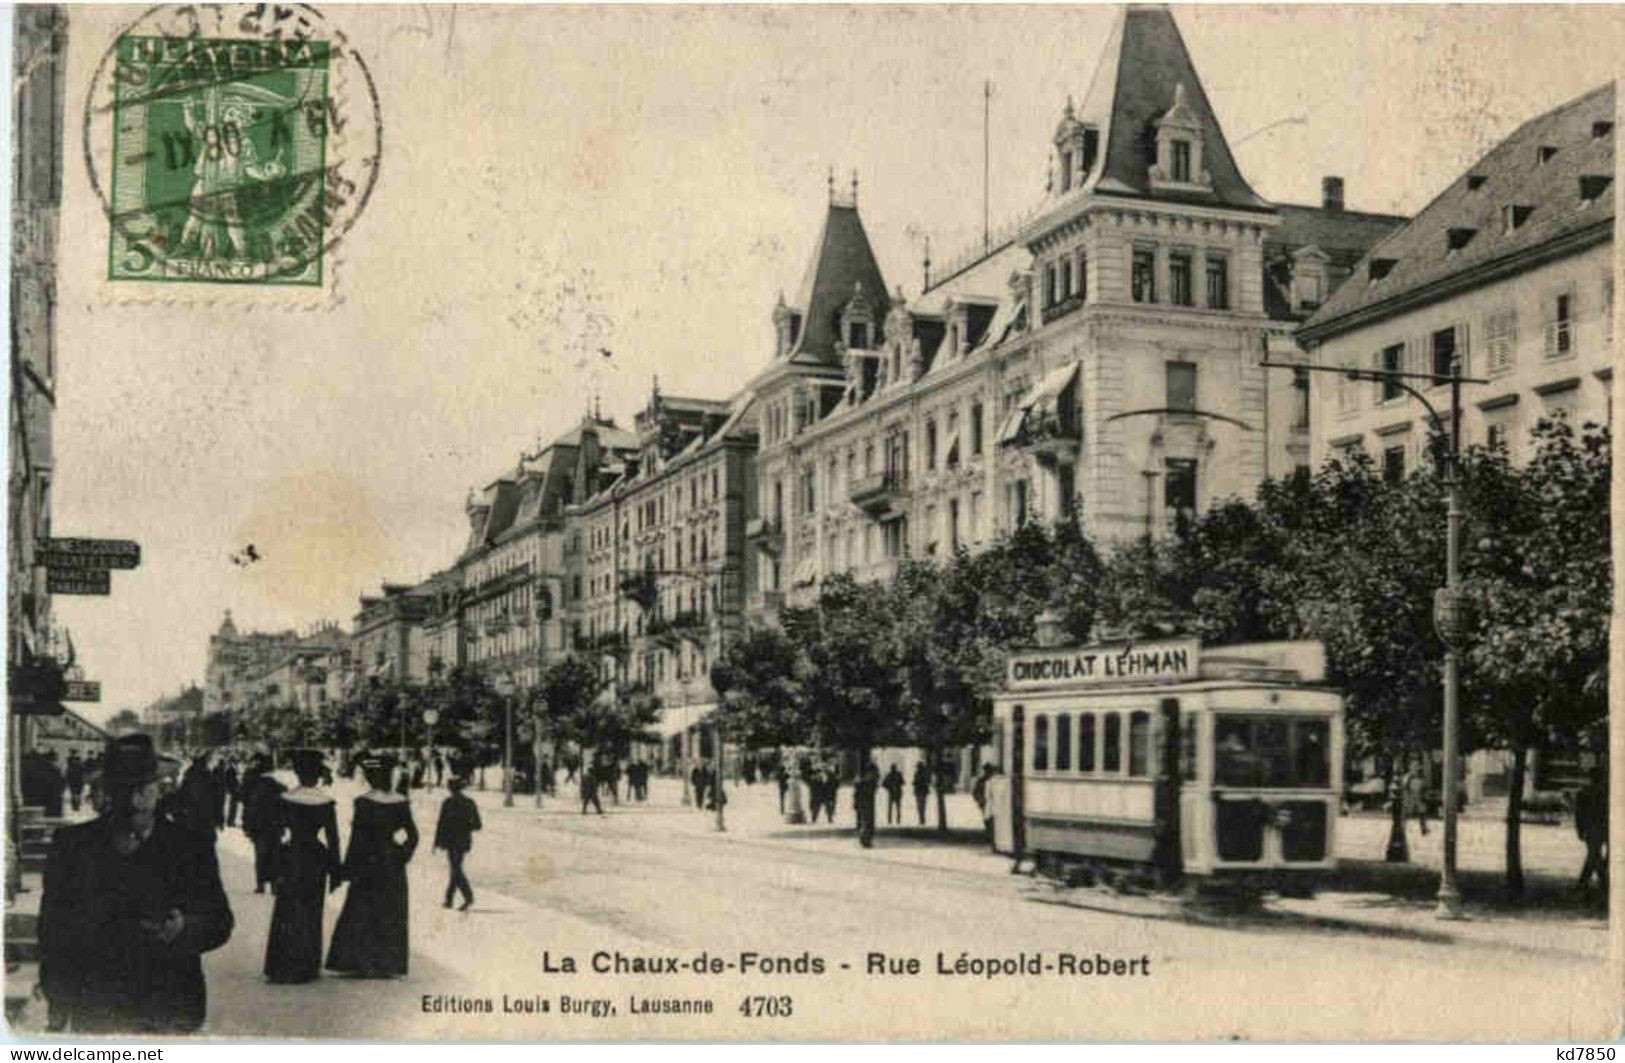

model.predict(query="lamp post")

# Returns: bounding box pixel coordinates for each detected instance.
[534,698,548,809]
[493,673,516,808]
[1264,354,1483,920]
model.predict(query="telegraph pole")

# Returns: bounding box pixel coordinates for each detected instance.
[1262,354,1483,919]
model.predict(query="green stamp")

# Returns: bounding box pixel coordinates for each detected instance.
[108,36,331,286]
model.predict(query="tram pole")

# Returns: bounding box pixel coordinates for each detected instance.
[1436,357,1465,919]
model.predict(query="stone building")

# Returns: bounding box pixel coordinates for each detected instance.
[1301,82,1614,473]
[574,387,758,766]
[203,611,303,715]
[746,4,1403,617]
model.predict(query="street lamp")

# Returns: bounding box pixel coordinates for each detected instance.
[494,673,516,808]
[1264,353,1483,919]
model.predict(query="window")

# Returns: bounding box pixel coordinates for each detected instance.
[1012,479,1029,527]
[1103,713,1122,773]
[1165,459,1197,526]
[1380,343,1404,401]
[1170,139,1191,182]
[1128,711,1151,777]
[1431,326,1458,380]
[1214,716,1330,788]
[1033,715,1050,771]
[1383,444,1406,484]
[1060,150,1073,193]
[1132,247,1156,303]
[925,419,937,470]
[1045,265,1058,308]
[883,519,905,560]
[800,470,816,515]
[970,401,984,454]
[1169,252,1193,306]
[1056,714,1072,771]
[1166,361,1197,412]
[772,480,783,524]
[970,491,982,542]
[949,498,961,551]
[1079,714,1096,772]
[1076,253,1089,303]
[1548,292,1573,356]
[1292,368,1310,430]
[1487,422,1508,453]
[1205,255,1229,310]
[1060,258,1073,300]
[849,321,869,349]
[1484,309,1517,373]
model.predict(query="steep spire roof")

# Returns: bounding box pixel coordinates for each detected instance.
[785,201,890,366]
[1077,5,1269,211]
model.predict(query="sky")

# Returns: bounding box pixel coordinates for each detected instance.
[43,4,1624,720]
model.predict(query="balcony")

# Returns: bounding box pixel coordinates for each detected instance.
[1043,290,1085,325]
[745,516,784,555]
[1023,409,1082,464]
[848,469,909,517]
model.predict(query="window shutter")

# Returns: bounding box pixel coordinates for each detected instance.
[1455,321,1469,376]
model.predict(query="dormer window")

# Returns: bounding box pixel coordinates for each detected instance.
[1467,174,1488,191]
[849,321,868,349]
[1537,145,1558,165]
[1290,246,1327,311]
[1593,120,1614,139]
[1579,175,1612,204]
[1051,97,1099,195]
[1060,151,1073,193]
[1504,204,1534,231]
[1446,227,1476,253]
[1170,139,1192,183]
[1368,257,1398,282]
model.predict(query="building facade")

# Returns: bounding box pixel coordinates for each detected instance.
[1301,83,1614,472]
[746,5,1402,617]
[204,611,304,715]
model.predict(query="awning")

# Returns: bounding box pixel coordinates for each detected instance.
[792,555,818,587]
[652,702,714,739]
[998,360,1080,444]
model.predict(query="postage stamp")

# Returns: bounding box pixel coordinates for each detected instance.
[107,36,332,286]
[80,3,381,299]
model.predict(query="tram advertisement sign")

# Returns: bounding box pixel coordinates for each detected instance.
[1006,638,1200,690]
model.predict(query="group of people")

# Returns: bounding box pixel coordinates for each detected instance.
[579,756,651,813]
[36,734,488,1034]
[20,748,95,817]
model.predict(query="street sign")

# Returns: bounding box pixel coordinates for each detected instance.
[41,537,141,570]
[47,569,111,596]
[1433,586,1474,649]
[62,680,101,702]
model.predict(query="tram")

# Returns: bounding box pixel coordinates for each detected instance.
[989,638,1343,897]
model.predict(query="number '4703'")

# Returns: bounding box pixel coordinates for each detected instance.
[739,996,792,1018]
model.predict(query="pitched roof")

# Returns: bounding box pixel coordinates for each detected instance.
[1305,81,1615,338]
[1270,204,1408,266]
[1078,5,1270,212]
[785,202,890,366]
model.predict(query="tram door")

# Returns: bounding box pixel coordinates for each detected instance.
[1010,706,1026,858]
[1152,697,1183,884]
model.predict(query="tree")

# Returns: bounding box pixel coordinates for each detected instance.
[711,624,807,750]
[785,574,909,763]
[1464,417,1610,898]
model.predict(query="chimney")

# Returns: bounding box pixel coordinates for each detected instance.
[1322,175,1345,213]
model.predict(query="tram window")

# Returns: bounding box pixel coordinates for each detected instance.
[1215,715,1333,788]
[1103,713,1122,773]
[1056,715,1072,771]
[1034,714,1050,772]
[1128,711,1150,776]
[1079,714,1096,772]
[1180,715,1198,781]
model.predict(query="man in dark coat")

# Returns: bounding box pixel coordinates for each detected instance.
[882,764,905,825]
[432,776,482,910]
[40,735,234,1034]
[221,758,241,827]
[854,761,879,848]
[174,755,224,839]
[580,759,605,816]
[911,761,932,826]
[41,751,66,819]
[1575,766,1608,893]
[65,752,86,813]
[240,754,286,894]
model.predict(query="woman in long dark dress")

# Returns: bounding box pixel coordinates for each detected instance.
[264,751,340,984]
[326,757,418,978]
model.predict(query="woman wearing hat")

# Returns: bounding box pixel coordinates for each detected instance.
[263,751,340,984]
[38,735,234,1032]
[326,755,418,977]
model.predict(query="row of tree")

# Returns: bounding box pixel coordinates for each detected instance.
[709,418,1608,898]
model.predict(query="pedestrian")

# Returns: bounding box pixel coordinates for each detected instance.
[854,761,878,848]
[39,735,234,1033]
[241,754,287,894]
[983,767,1005,851]
[580,759,605,816]
[432,752,445,788]
[175,754,224,839]
[223,758,241,827]
[41,751,65,819]
[433,776,481,911]
[605,759,622,804]
[882,763,905,825]
[973,763,995,840]
[65,751,85,814]
[1401,762,1429,836]
[411,756,426,790]
[689,763,705,808]
[910,760,931,826]
[1575,766,1608,894]
[326,756,418,979]
[564,755,579,783]
[264,751,340,985]
[774,760,789,815]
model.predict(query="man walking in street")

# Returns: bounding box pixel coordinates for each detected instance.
[240,753,285,894]
[65,751,86,814]
[580,758,605,816]
[854,761,879,848]
[910,760,931,826]
[221,758,241,827]
[433,776,482,910]
[1575,765,1608,894]
[882,763,905,826]
[39,735,234,1033]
